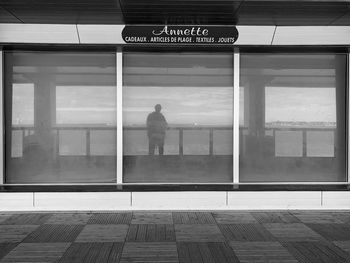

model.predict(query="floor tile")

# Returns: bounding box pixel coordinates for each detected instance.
[76,225,129,242]
[283,241,350,263]
[88,213,132,224]
[1,213,52,225]
[0,225,38,242]
[333,241,350,254]
[46,213,92,225]
[0,215,12,224]
[292,211,343,224]
[1,242,70,263]
[127,224,175,242]
[230,241,298,263]
[307,224,350,241]
[219,224,275,241]
[251,212,300,223]
[178,242,240,263]
[23,225,83,243]
[212,212,257,224]
[333,212,350,224]
[121,242,178,263]
[132,212,173,224]
[263,223,324,242]
[175,224,224,242]
[58,242,123,263]
[173,212,216,224]
[0,243,19,260]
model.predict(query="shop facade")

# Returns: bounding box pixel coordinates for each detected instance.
[0,4,350,210]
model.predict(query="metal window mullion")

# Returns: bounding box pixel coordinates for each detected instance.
[348,53,350,183]
[0,50,3,184]
[116,50,123,184]
[233,49,240,183]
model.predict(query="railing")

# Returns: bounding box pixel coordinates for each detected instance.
[240,126,336,157]
[11,125,336,157]
[11,125,233,156]
[125,126,232,156]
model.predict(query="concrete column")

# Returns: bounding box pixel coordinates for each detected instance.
[32,75,55,159]
[247,77,268,137]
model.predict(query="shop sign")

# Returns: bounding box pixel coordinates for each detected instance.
[122,25,238,45]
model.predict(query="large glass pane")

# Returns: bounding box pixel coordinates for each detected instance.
[123,52,233,183]
[5,52,117,183]
[240,53,347,182]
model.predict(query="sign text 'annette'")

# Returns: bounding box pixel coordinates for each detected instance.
[122,25,239,45]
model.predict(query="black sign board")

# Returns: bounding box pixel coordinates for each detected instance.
[122,25,238,45]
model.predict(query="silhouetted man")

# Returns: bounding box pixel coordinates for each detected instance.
[147,104,167,155]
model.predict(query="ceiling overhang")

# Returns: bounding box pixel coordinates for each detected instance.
[0,1,350,26]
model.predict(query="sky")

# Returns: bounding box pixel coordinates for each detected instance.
[12,84,336,127]
[123,86,233,126]
[265,87,336,123]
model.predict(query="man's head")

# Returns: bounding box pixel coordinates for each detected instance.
[155,104,162,112]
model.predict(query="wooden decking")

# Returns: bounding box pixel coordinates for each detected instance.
[0,211,350,262]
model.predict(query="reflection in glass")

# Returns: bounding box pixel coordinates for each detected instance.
[123,53,233,183]
[5,52,117,183]
[275,131,303,157]
[147,104,167,155]
[307,131,334,157]
[59,130,86,156]
[240,54,346,182]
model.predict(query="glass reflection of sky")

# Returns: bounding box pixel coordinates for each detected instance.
[265,87,336,123]
[12,84,336,127]
[123,86,233,126]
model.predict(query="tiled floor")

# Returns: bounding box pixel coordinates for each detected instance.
[0,211,350,262]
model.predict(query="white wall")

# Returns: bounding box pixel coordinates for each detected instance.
[1,24,350,45]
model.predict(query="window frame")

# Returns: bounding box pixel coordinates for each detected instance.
[0,47,348,185]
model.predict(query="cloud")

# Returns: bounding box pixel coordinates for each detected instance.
[57,107,116,112]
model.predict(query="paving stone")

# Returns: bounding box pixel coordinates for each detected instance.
[178,242,240,263]
[1,213,52,225]
[58,242,123,263]
[173,212,216,224]
[23,225,83,243]
[76,225,129,242]
[219,224,276,241]
[0,215,12,224]
[132,212,173,224]
[307,224,350,241]
[230,241,298,263]
[263,223,324,242]
[175,224,224,242]
[0,225,38,242]
[127,224,175,242]
[332,212,350,224]
[292,211,343,224]
[251,212,300,223]
[0,243,19,260]
[121,242,178,263]
[283,241,350,263]
[88,213,132,224]
[1,242,70,263]
[333,241,350,254]
[212,212,257,224]
[0,211,349,263]
[46,213,92,225]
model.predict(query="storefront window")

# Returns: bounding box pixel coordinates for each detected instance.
[5,52,117,183]
[240,53,347,182]
[123,52,233,183]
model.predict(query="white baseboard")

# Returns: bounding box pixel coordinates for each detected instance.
[0,191,349,211]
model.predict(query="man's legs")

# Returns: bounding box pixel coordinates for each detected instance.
[158,139,164,155]
[148,137,156,155]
